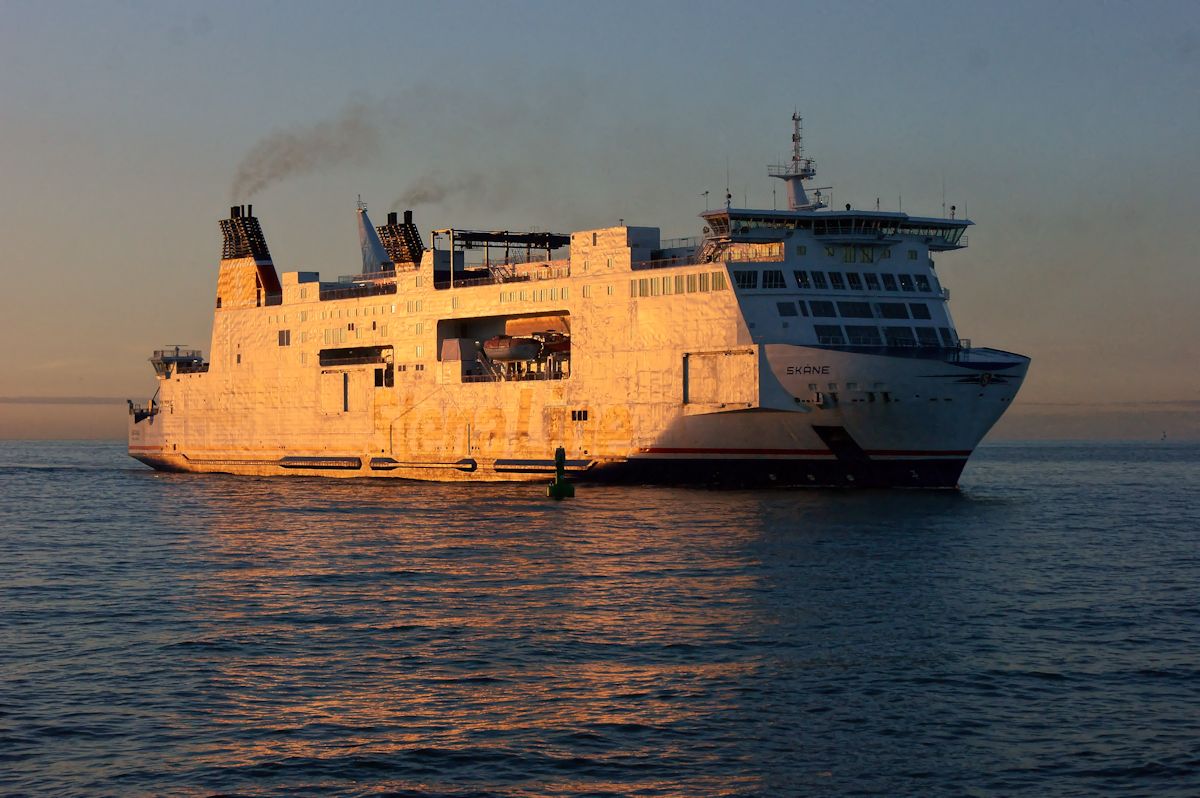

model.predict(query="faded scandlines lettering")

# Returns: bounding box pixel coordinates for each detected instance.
[785,365,831,375]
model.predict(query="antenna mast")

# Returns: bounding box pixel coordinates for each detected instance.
[769,112,824,211]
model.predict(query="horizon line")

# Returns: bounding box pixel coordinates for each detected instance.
[0,396,129,405]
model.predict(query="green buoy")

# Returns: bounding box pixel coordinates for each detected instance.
[547,446,575,500]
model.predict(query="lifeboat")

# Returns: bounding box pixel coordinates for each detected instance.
[537,332,571,356]
[483,335,542,361]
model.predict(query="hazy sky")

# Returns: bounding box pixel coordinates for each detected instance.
[1,0,1197,439]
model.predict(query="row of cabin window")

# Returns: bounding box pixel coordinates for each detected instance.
[776,300,933,320]
[812,324,957,348]
[732,268,934,293]
[278,321,396,348]
[499,286,570,303]
[630,271,729,298]
[792,245,919,262]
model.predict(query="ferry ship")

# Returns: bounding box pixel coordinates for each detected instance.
[128,116,1029,487]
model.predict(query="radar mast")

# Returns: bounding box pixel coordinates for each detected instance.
[769,112,825,211]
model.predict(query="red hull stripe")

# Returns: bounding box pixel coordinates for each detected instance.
[638,447,971,457]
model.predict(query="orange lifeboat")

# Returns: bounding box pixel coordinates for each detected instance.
[483,335,542,361]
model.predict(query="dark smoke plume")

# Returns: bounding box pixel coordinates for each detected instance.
[231,102,381,200]
[391,171,485,210]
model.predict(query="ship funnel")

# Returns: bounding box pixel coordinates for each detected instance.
[219,206,272,262]
[356,201,393,274]
[215,206,281,309]
[376,208,425,266]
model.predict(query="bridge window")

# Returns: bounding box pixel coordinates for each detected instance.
[809,300,837,317]
[864,273,881,291]
[829,272,846,290]
[812,271,829,290]
[878,302,910,319]
[882,274,898,291]
[794,270,811,289]
[899,274,915,292]
[847,273,863,290]
[837,301,873,318]
[915,327,941,347]
[884,326,917,347]
[916,274,932,292]
[909,303,932,320]
[776,301,799,317]
[733,270,758,289]
[845,325,882,345]
[763,269,786,289]
[814,325,845,345]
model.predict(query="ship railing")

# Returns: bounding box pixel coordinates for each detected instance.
[948,339,974,362]
[633,249,791,271]
[436,273,530,289]
[436,263,571,290]
[819,336,966,351]
[128,401,158,422]
[336,269,401,284]
[152,349,203,360]
[660,236,702,249]
[508,262,570,280]
[319,282,399,301]
[462,370,567,383]
[725,252,788,264]
[173,362,209,374]
[632,254,706,271]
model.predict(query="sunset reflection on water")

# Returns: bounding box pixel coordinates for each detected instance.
[10,442,1198,796]
[165,475,781,795]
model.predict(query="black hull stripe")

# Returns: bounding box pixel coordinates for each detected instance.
[133,453,967,488]
[584,457,968,489]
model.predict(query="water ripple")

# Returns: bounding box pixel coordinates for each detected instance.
[1,441,1198,796]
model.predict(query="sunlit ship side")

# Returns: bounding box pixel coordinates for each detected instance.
[129,117,1029,487]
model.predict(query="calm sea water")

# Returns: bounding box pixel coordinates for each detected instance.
[2,441,1198,797]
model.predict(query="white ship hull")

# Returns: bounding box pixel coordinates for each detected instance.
[129,316,1027,489]
[129,126,1029,488]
